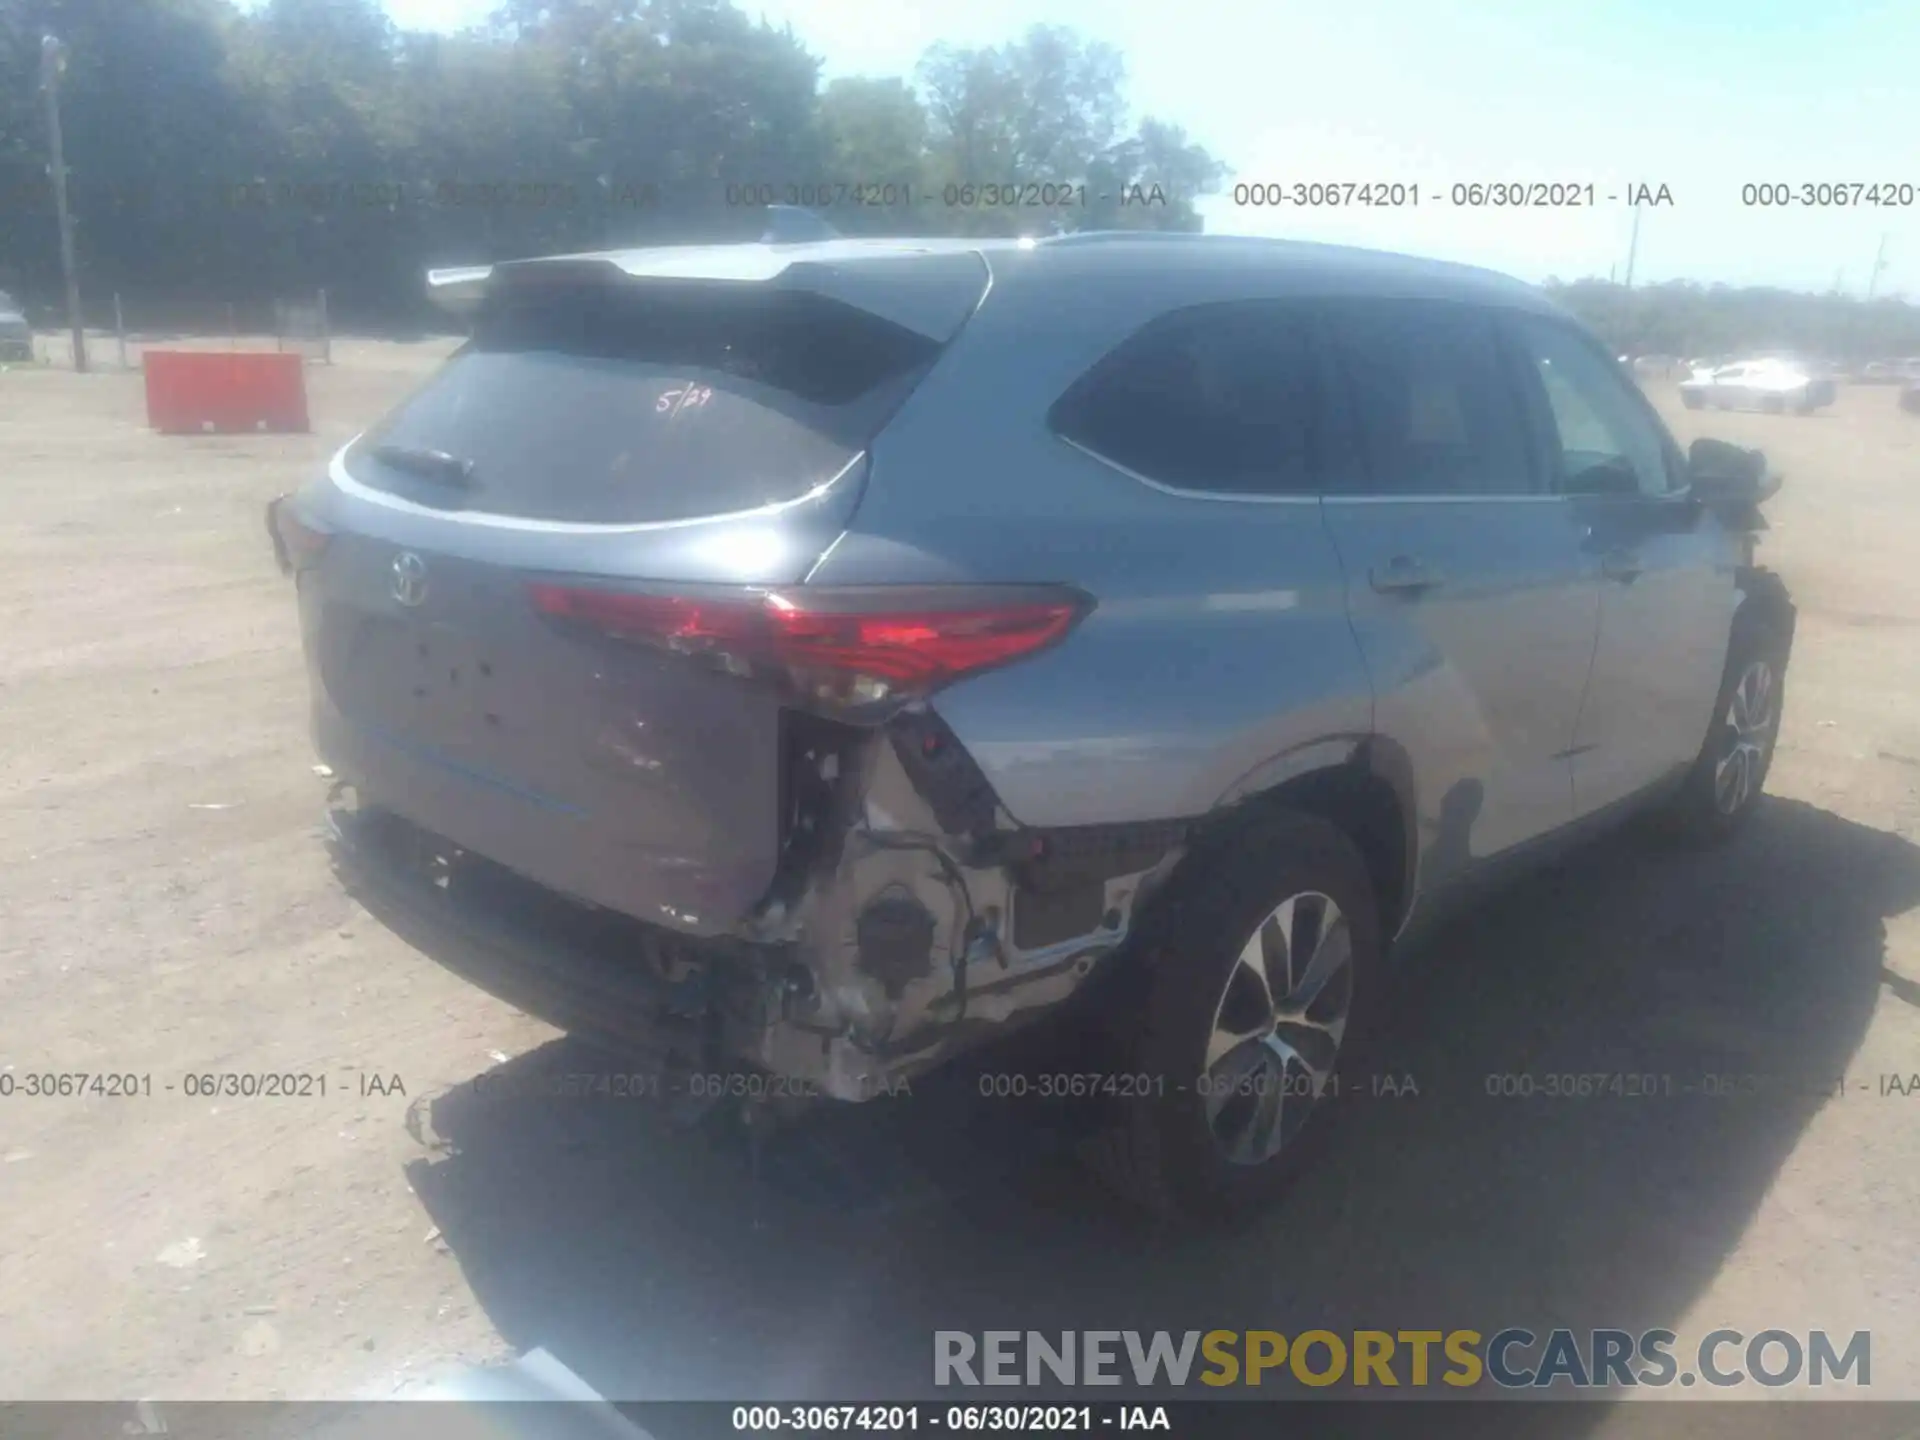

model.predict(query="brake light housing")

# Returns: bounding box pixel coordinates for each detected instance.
[527,582,1092,717]
[267,495,332,575]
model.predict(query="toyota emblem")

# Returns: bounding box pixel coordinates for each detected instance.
[390,551,428,607]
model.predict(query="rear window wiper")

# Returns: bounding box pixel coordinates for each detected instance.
[371,443,477,486]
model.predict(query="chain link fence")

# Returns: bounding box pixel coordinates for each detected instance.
[20,291,332,370]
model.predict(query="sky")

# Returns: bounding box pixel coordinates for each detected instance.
[372,0,1919,294]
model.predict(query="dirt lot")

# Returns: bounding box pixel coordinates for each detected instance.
[1,338,1917,1417]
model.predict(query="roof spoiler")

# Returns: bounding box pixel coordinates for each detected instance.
[424,263,497,319]
[762,204,843,243]
[426,207,847,314]
[424,231,989,342]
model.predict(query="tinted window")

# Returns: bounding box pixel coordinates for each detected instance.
[346,281,938,525]
[1050,304,1322,496]
[1509,315,1678,497]
[1319,301,1536,497]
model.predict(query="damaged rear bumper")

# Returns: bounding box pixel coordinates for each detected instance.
[325,709,1186,1102]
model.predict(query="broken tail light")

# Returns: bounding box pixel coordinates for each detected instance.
[527,582,1092,715]
[267,495,332,575]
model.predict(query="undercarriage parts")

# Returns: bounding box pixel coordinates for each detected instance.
[729,706,1189,1100]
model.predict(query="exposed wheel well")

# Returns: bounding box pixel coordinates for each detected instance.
[1176,761,1411,939]
[1082,759,1411,1049]
[1737,567,1796,651]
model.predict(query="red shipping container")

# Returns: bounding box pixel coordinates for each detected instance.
[144,350,310,435]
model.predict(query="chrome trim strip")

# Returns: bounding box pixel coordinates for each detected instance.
[1321,492,1567,505]
[1055,435,1321,505]
[969,248,996,319]
[800,527,850,583]
[1058,435,1569,505]
[327,443,866,535]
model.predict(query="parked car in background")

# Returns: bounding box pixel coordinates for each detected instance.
[0,292,33,362]
[1679,357,1836,413]
[270,233,1795,1218]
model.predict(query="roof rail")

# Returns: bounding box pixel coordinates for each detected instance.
[1038,230,1225,246]
[761,205,843,243]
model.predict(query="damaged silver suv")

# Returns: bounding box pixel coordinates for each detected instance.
[271,233,1793,1217]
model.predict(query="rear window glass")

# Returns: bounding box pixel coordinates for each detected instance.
[346,280,940,524]
[1050,302,1324,496]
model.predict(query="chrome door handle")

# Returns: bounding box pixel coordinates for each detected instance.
[1369,557,1444,594]
[1600,549,1644,583]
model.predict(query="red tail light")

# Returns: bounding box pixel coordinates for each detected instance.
[527,583,1090,712]
[267,495,332,575]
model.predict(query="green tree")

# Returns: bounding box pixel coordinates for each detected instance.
[1548,278,1920,364]
[0,1,1232,322]
[915,25,1223,235]
[816,76,929,233]
[1079,119,1229,232]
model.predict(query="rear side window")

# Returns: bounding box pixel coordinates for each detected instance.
[1318,301,1537,497]
[1049,303,1324,496]
[346,281,939,524]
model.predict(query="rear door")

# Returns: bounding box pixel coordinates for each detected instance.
[1314,299,1598,888]
[1502,312,1741,817]
[297,261,982,934]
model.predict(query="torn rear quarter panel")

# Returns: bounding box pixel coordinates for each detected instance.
[729,707,1186,1100]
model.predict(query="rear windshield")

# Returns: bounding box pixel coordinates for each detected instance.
[345,279,940,524]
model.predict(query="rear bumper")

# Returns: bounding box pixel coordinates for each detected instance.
[324,788,1143,1103]
[312,698,775,939]
[326,802,717,1071]
[319,720,1176,1102]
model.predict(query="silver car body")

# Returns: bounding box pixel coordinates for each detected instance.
[1680,357,1836,413]
[285,234,1758,1100]
[0,292,31,360]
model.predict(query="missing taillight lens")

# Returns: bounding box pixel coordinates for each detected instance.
[527,583,1091,713]
[267,495,332,575]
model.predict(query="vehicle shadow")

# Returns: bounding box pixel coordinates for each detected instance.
[389,797,1917,1423]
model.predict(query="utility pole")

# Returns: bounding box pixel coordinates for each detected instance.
[1865,232,1890,303]
[41,34,87,373]
[1614,204,1643,357]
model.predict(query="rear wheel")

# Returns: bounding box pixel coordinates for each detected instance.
[1081,810,1382,1218]
[1680,390,1705,410]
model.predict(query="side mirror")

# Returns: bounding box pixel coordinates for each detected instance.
[1688,438,1780,510]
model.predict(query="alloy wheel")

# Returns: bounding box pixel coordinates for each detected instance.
[1713,658,1777,815]
[1202,891,1354,1166]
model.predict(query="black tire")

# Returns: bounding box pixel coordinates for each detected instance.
[1656,584,1793,844]
[1680,391,1705,410]
[1080,809,1383,1219]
